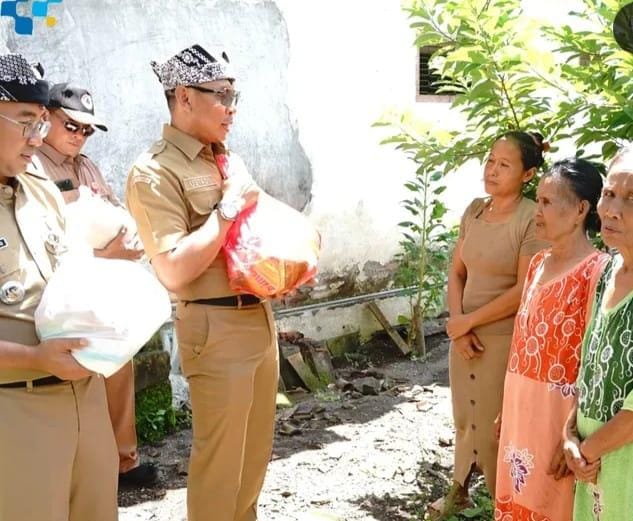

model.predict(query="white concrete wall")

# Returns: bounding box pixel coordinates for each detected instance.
[276,296,411,343]
[0,1,460,280]
[0,0,580,339]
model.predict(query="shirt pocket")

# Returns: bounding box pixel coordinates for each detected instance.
[42,220,68,271]
[184,181,222,227]
[0,238,20,279]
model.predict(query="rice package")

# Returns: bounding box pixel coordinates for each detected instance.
[65,186,137,250]
[35,255,171,377]
[223,195,320,297]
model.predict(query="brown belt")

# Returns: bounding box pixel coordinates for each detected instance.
[0,375,65,389]
[188,294,262,307]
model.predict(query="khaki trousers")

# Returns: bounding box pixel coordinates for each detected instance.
[175,301,278,521]
[0,375,119,521]
[105,360,139,472]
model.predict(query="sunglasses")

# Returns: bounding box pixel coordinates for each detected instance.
[53,113,95,137]
[188,86,240,108]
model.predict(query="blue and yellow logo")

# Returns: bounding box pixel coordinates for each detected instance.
[1,0,62,35]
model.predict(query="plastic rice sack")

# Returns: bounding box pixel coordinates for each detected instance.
[35,255,171,377]
[65,186,137,250]
[223,195,321,298]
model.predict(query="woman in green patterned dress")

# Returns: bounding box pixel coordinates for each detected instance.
[564,147,633,520]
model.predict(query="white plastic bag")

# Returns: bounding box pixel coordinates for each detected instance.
[34,255,171,377]
[65,186,137,250]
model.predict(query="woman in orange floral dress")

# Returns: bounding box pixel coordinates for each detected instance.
[495,158,607,520]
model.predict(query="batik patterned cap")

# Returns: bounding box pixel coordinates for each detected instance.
[150,44,234,91]
[0,53,49,105]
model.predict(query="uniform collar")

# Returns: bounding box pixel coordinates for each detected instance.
[0,156,48,200]
[22,158,48,180]
[38,141,74,167]
[0,161,48,201]
[0,181,14,201]
[163,124,218,161]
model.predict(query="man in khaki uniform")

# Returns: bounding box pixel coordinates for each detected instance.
[126,44,278,521]
[36,82,158,488]
[0,53,117,520]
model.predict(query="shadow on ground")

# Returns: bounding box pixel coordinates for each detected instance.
[352,492,427,520]
[271,332,450,462]
[352,475,493,521]
[119,333,451,508]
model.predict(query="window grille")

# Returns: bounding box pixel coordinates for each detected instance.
[417,45,460,99]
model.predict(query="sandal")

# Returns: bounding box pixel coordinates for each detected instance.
[426,483,473,521]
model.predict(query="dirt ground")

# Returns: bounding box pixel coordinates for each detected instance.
[118,336,491,521]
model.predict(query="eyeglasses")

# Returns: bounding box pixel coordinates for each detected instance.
[0,113,51,139]
[53,113,95,137]
[188,86,240,108]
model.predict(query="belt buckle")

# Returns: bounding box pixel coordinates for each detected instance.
[237,295,243,309]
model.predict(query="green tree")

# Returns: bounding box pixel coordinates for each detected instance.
[379,0,633,348]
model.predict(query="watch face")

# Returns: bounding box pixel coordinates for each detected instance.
[220,201,239,221]
[226,204,239,219]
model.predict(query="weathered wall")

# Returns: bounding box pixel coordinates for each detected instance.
[0,0,430,304]
[0,0,577,335]
[276,0,421,299]
[1,0,312,210]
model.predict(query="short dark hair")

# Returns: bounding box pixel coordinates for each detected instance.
[543,158,603,233]
[500,131,546,170]
[164,89,176,111]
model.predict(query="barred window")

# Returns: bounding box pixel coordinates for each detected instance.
[417,45,459,101]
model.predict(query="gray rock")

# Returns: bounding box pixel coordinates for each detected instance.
[352,377,384,396]
[170,374,190,410]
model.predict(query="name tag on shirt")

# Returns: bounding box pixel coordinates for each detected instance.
[183,176,219,192]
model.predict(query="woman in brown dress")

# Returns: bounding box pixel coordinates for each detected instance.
[431,131,548,518]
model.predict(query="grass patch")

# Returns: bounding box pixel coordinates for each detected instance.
[135,380,176,444]
[446,489,493,520]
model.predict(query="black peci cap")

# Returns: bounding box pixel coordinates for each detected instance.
[0,54,49,105]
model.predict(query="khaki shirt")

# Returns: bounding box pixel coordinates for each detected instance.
[36,142,119,205]
[126,124,249,300]
[0,160,67,383]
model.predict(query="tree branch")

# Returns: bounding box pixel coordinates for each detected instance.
[498,73,522,129]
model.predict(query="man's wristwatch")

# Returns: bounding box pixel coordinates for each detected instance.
[217,199,240,222]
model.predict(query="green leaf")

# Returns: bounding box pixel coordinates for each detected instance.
[602,141,618,159]
[460,507,484,518]
[379,0,632,327]
[397,315,411,325]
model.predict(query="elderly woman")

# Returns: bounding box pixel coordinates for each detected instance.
[564,147,633,520]
[431,131,548,518]
[495,158,606,521]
